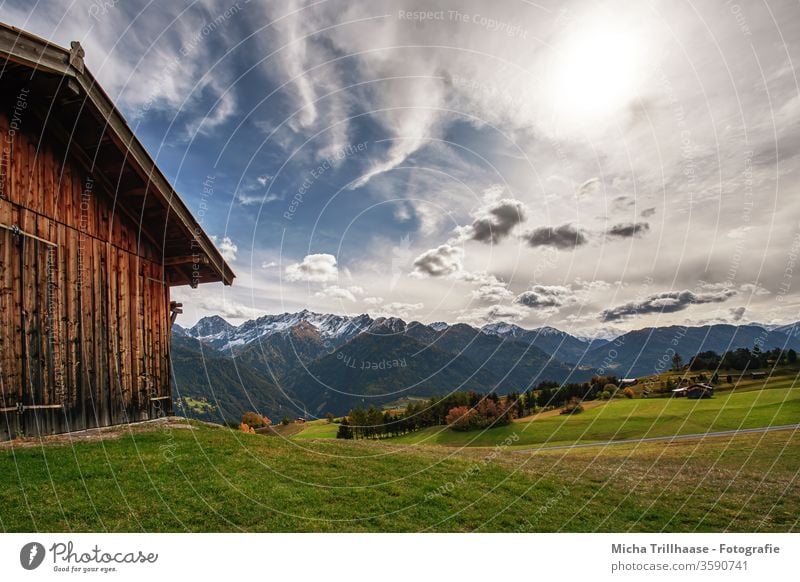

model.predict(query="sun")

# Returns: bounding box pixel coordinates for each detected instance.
[550,19,645,126]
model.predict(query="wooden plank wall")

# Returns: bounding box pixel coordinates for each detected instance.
[0,111,171,440]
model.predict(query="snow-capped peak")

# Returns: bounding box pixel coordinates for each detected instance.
[481,321,526,337]
[188,315,234,339]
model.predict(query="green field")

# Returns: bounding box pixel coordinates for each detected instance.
[0,420,797,532]
[291,419,339,439]
[385,380,799,448]
[2,371,797,532]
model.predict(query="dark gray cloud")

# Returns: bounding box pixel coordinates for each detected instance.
[522,224,587,249]
[600,289,736,321]
[412,244,463,277]
[464,198,527,243]
[607,222,650,238]
[514,285,572,308]
[641,207,656,218]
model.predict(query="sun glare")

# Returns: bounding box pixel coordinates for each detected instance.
[552,22,643,124]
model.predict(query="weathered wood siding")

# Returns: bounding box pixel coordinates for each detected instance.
[0,111,172,440]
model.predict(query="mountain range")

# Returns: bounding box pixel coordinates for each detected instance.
[170,310,800,422]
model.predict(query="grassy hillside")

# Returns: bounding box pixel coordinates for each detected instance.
[291,419,340,439]
[388,383,799,448]
[0,420,797,532]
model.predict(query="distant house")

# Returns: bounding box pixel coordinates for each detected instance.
[687,383,714,399]
[620,378,638,387]
[751,372,767,380]
[295,417,307,424]
[672,383,714,399]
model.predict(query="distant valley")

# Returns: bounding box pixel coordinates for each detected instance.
[170,310,800,423]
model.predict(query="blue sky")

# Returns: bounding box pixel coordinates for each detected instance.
[4,0,800,334]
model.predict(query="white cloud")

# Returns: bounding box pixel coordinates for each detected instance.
[515,285,575,309]
[377,302,424,318]
[315,285,365,302]
[211,235,238,262]
[471,276,514,303]
[412,244,464,277]
[739,283,770,296]
[171,288,260,321]
[458,304,528,324]
[285,254,339,283]
[236,192,283,206]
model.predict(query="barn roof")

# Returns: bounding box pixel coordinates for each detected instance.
[0,22,234,286]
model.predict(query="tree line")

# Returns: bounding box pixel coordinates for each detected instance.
[687,346,796,372]
[336,375,620,439]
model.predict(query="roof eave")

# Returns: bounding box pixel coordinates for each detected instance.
[0,22,235,286]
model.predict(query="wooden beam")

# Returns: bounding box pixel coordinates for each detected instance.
[164,255,209,267]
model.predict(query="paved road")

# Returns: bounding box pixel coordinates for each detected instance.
[514,423,800,453]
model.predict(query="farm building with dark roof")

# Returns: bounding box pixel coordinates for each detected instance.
[0,23,234,440]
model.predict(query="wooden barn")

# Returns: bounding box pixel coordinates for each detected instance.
[0,24,234,440]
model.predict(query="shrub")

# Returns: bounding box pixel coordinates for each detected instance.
[445,406,476,431]
[241,411,271,429]
[560,398,584,415]
[623,387,635,399]
[239,422,255,434]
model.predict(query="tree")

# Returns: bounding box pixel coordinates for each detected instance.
[336,418,353,439]
[672,352,684,371]
[788,349,798,364]
[752,344,765,368]
[241,411,271,429]
[560,397,584,415]
[726,374,733,384]
[324,411,335,423]
[445,406,476,431]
